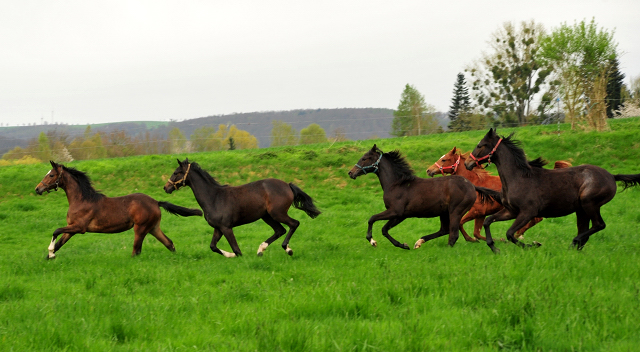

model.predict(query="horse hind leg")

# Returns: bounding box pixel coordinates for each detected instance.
[572,207,605,250]
[149,225,176,252]
[414,215,448,249]
[132,224,149,257]
[257,215,287,256]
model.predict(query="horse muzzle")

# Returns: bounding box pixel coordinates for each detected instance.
[163,183,175,194]
[464,159,477,171]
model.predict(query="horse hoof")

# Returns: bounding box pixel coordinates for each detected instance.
[402,243,410,250]
[369,239,377,247]
[414,239,425,249]
[257,252,263,257]
[491,247,501,254]
[533,241,542,247]
[286,249,293,256]
[45,254,56,260]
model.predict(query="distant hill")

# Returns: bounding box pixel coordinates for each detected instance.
[0,108,450,153]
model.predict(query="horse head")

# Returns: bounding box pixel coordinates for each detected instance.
[427,147,461,177]
[348,144,383,179]
[465,128,502,170]
[164,158,191,194]
[35,161,65,195]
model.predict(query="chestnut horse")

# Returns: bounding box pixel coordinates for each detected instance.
[164,159,320,257]
[466,128,640,253]
[427,147,571,241]
[348,144,477,250]
[35,161,203,258]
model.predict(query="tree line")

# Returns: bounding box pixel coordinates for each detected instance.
[1,121,336,165]
[391,18,640,136]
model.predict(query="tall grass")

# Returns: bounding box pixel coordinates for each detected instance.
[0,119,639,351]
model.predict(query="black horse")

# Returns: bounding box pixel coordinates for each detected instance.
[466,128,640,253]
[164,159,321,257]
[348,144,477,249]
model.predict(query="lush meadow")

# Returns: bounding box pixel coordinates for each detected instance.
[1,119,640,351]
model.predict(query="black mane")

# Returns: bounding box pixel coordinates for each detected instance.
[383,150,416,184]
[189,162,224,187]
[63,166,105,202]
[500,134,546,177]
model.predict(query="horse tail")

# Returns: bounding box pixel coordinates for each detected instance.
[289,183,321,219]
[614,174,640,190]
[474,186,503,205]
[158,201,203,217]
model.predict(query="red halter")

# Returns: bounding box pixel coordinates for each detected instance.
[469,138,503,166]
[433,154,461,176]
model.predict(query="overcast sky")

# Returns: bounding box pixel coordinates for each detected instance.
[1,0,639,127]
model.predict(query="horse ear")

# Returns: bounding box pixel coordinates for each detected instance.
[371,144,377,151]
[177,158,181,165]
[50,160,58,169]
[451,146,457,154]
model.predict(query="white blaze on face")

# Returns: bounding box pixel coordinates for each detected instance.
[440,154,446,161]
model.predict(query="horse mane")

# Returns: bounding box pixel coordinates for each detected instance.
[499,133,538,177]
[189,162,225,187]
[63,166,105,202]
[528,157,549,168]
[383,150,416,184]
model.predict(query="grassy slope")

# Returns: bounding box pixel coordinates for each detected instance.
[1,119,639,351]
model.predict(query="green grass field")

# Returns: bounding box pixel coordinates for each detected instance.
[1,119,640,351]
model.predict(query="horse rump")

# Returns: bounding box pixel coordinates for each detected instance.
[289,183,321,219]
[614,173,640,190]
[158,201,203,217]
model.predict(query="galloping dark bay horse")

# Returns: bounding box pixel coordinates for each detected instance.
[426,146,572,242]
[164,159,321,257]
[35,161,203,258]
[466,128,640,253]
[348,144,477,250]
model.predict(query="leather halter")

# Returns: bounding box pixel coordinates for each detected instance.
[470,138,503,166]
[433,154,461,176]
[167,163,191,190]
[354,151,383,175]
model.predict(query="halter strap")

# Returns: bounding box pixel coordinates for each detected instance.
[354,151,383,175]
[470,138,503,166]
[168,163,191,190]
[433,154,461,176]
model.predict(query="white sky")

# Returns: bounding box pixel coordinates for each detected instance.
[1,0,639,126]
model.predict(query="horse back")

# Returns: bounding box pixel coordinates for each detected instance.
[385,176,475,217]
[216,178,294,226]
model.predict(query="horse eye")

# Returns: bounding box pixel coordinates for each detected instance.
[49,174,54,177]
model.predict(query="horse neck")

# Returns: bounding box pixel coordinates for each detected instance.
[187,169,223,206]
[456,156,500,188]
[60,173,84,205]
[492,146,521,192]
[452,157,481,183]
[375,157,399,192]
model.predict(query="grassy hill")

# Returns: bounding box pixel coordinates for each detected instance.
[1,118,639,350]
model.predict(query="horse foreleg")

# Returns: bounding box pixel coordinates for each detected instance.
[221,227,242,257]
[505,214,542,249]
[482,208,516,254]
[380,217,409,250]
[514,217,544,240]
[47,224,82,259]
[366,209,398,247]
[210,228,234,257]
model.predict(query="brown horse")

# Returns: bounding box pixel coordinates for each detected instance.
[426,147,571,241]
[35,161,203,259]
[164,159,321,257]
[348,144,477,250]
[466,128,640,253]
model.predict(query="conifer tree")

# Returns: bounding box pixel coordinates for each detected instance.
[606,57,625,118]
[448,73,472,131]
